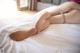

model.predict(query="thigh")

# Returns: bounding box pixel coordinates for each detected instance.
[50,9,80,24]
[59,2,79,13]
[64,10,80,24]
[44,2,78,16]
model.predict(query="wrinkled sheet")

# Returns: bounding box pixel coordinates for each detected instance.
[0,22,80,53]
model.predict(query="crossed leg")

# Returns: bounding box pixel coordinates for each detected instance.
[9,11,51,41]
[9,9,80,41]
[10,28,37,41]
[50,9,80,24]
[9,2,80,41]
[48,2,79,16]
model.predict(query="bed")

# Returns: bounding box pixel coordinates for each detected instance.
[0,15,80,53]
[0,0,80,53]
[0,24,80,53]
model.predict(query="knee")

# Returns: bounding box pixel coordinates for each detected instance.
[36,19,50,33]
[38,11,51,21]
[36,11,51,29]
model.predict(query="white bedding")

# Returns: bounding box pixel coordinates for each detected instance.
[0,24,80,53]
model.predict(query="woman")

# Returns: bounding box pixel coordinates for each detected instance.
[10,0,80,41]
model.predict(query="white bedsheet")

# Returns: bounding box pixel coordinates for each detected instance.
[0,23,80,53]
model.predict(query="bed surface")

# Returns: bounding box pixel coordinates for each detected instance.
[1,24,80,53]
[0,12,80,53]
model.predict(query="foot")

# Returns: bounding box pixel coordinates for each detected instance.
[9,28,37,41]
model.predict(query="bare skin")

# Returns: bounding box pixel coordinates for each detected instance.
[36,12,51,33]
[10,28,37,41]
[50,9,80,24]
[9,2,80,41]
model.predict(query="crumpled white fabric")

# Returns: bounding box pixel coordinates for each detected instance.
[0,24,80,53]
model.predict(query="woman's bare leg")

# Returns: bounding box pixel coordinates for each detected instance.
[58,2,79,13]
[64,10,80,24]
[35,9,80,34]
[36,11,51,26]
[47,2,79,16]
[36,12,51,32]
[10,28,37,41]
[9,11,51,41]
[36,19,50,33]
[35,2,78,32]
[9,2,80,41]
[35,9,80,32]
[50,9,80,24]
[49,14,64,24]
